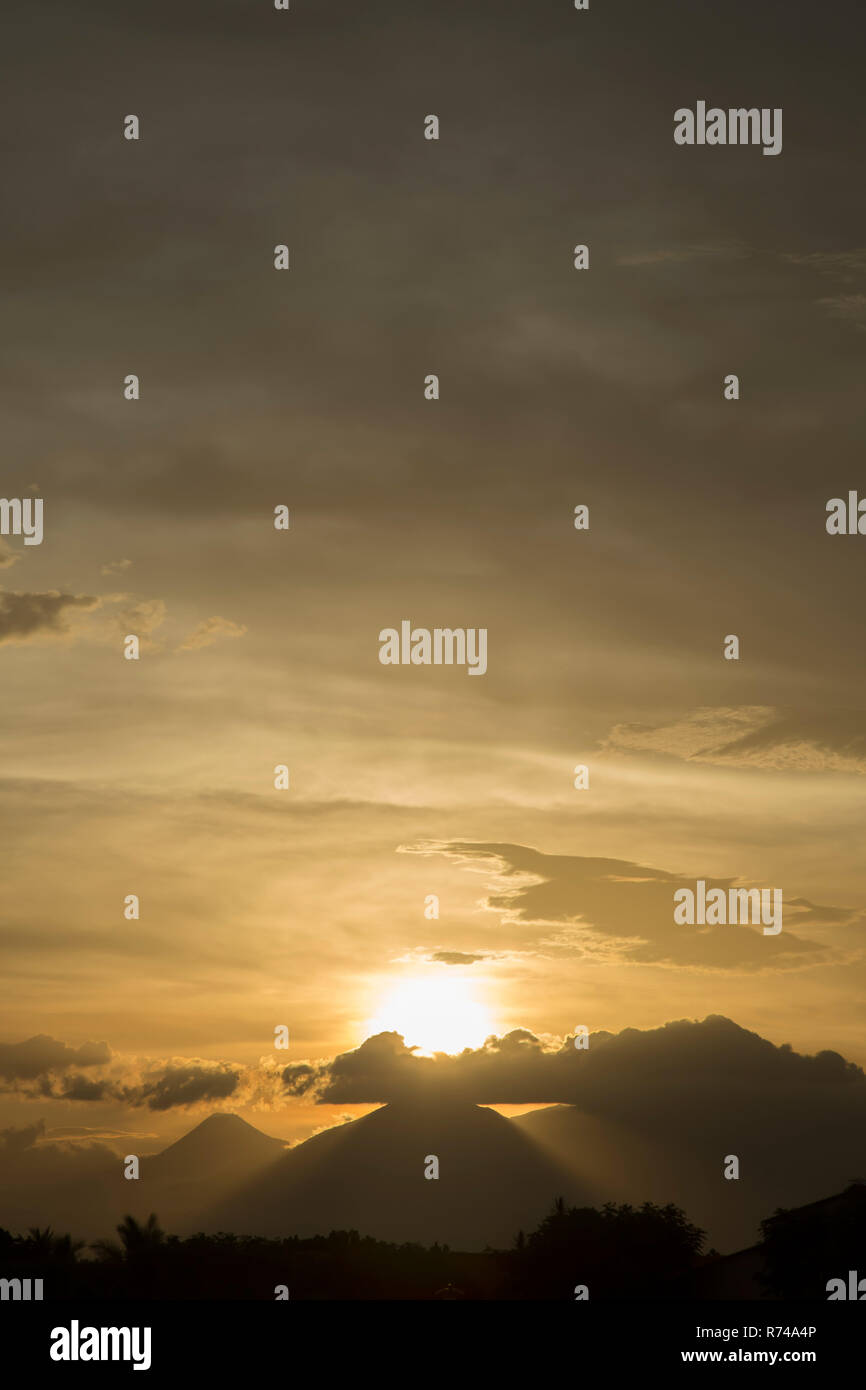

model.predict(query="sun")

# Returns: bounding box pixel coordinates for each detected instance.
[364,975,494,1055]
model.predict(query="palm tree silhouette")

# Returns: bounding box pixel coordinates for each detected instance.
[117,1213,165,1256]
[93,1212,165,1263]
[25,1226,84,1262]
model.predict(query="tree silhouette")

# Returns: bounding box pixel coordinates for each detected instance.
[92,1213,167,1295]
[507,1197,704,1299]
[116,1213,165,1256]
[25,1226,84,1262]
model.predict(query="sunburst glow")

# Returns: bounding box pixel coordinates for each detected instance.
[364,975,494,1055]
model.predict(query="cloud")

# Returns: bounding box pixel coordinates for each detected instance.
[778,250,866,328]
[0,543,20,569]
[99,558,132,576]
[55,1074,109,1102]
[177,615,247,651]
[0,1035,250,1112]
[0,1120,46,1155]
[108,596,166,637]
[124,1063,241,1112]
[618,243,750,266]
[428,950,487,966]
[0,1035,111,1081]
[781,249,866,280]
[401,840,853,971]
[44,1125,159,1145]
[280,1016,866,1107]
[816,293,866,329]
[0,590,99,645]
[0,590,171,649]
[603,705,866,774]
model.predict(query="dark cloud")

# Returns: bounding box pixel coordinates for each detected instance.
[282,1033,426,1104]
[0,1035,110,1081]
[46,1062,242,1111]
[404,841,850,970]
[0,1036,244,1112]
[0,590,99,645]
[0,1119,45,1155]
[281,1063,318,1099]
[124,1064,240,1112]
[281,1017,866,1110]
[282,1028,595,1104]
[57,1075,109,1102]
[429,950,487,966]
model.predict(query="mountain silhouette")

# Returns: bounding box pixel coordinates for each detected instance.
[118,1113,288,1234]
[0,1113,290,1240]
[206,1098,588,1249]
[148,1112,286,1180]
[513,1099,866,1252]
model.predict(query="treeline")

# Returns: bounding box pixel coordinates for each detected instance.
[0,1199,704,1300]
[0,1217,493,1299]
[3,1185,864,1299]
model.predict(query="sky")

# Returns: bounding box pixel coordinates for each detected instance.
[1,0,864,1154]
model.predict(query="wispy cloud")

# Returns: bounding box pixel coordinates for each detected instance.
[401,839,856,971]
[617,242,750,266]
[603,705,866,774]
[177,615,247,652]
